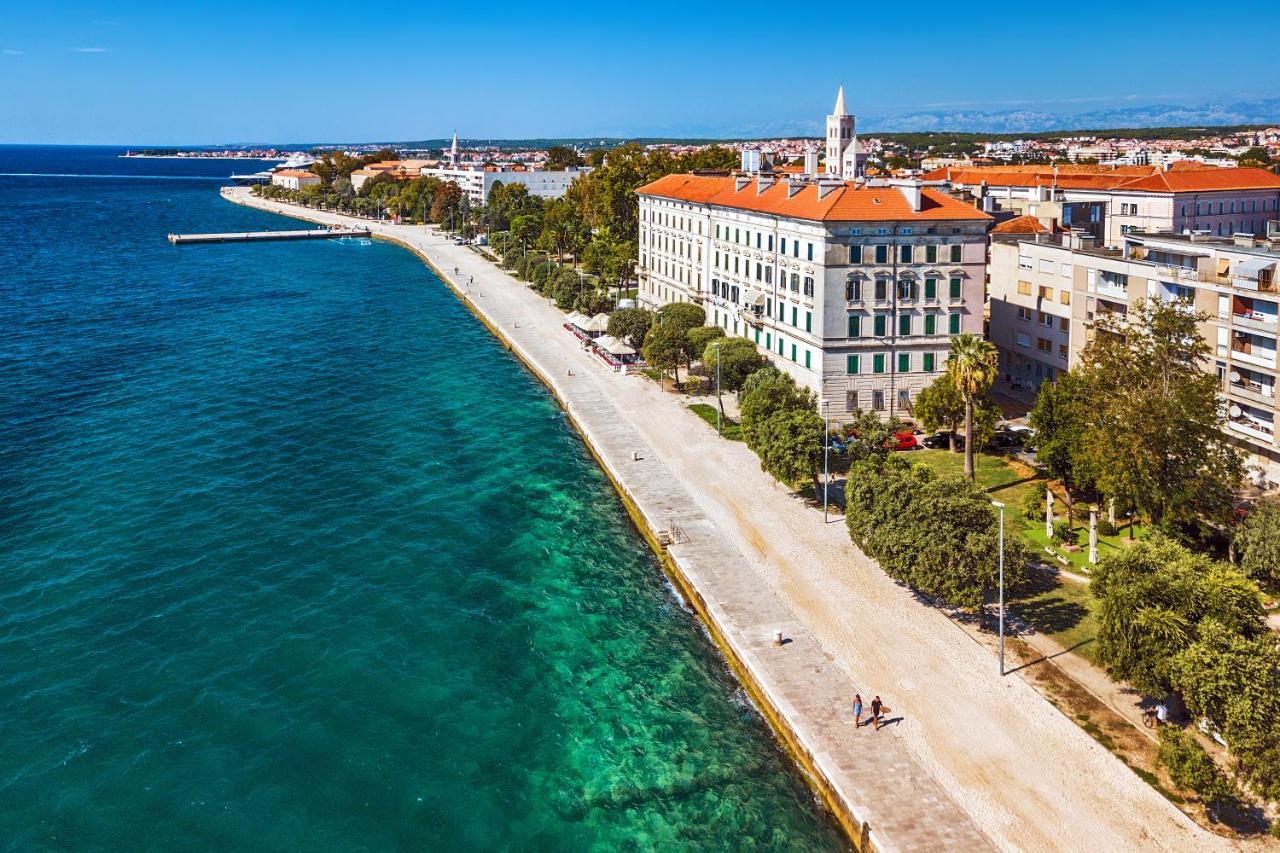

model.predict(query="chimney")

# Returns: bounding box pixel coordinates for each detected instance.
[817,179,843,200]
[891,178,924,212]
[756,174,776,194]
[1064,229,1094,251]
[804,148,819,176]
[740,148,761,173]
[735,175,751,191]
[785,177,806,198]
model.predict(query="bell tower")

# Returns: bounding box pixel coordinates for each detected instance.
[825,86,854,176]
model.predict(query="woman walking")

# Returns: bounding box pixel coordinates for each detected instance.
[852,694,863,728]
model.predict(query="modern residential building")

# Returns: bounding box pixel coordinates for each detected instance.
[636,172,991,419]
[418,163,590,205]
[926,163,1280,247]
[270,169,321,191]
[988,226,1280,485]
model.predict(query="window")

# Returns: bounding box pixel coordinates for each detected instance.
[950,244,963,263]
[846,354,860,374]
[735,228,740,243]
[899,244,912,263]
[804,350,811,369]
[1017,280,1032,296]
[1059,290,1071,305]
[874,279,888,301]
[872,389,885,410]
[926,245,938,263]
[790,273,800,292]
[807,243,813,261]
[949,277,962,299]
[924,278,937,300]
[875,244,888,264]
[805,311,812,333]
[768,235,774,251]
[790,343,797,361]
[874,314,887,337]
[849,244,862,264]
[1019,254,1032,270]
[1059,344,1069,361]
[1039,259,1053,273]
[1039,311,1053,327]
[1015,332,1031,347]
[803,276,814,298]
[1058,317,1069,332]
[1061,263,1072,278]
[1037,337,1052,353]
[755,262,762,281]
[765,267,773,284]
[791,306,798,327]
[949,313,961,334]
[897,280,914,300]
[846,279,861,301]
[924,313,936,335]
[873,354,886,374]
[780,238,786,255]
[899,314,911,336]
[898,353,910,373]
[923,352,935,372]
[847,314,862,336]
[1017,306,1032,321]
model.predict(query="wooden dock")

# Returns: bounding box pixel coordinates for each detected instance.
[167,226,371,245]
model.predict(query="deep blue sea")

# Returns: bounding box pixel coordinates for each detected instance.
[0,146,842,850]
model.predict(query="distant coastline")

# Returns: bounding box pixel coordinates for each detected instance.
[121,150,295,160]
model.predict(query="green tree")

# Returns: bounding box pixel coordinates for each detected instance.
[642,323,686,389]
[1156,727,1239,809]
[1232,498,1280,591]
[914,373,964,452]
[654,303,707,376]
[946,334,999,480]
[1029,371,1096,521]
[1171,622,1280,800]
[844,455,1027,609]
[1076,299,1243,534]
[702,338,767,417]
[607,307,652,351]
[755,407,826,493]
[686,326,725,362]
[1091,538,1265,697]
[739,369,815,450]
[545,145,584,170]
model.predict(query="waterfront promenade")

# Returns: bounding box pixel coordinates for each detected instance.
[223,187,1225,852]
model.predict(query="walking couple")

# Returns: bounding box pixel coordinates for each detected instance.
[852,694,890,730]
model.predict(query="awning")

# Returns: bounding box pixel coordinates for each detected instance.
[564,311,587,327]
[594,334,636,356]
[582,313,611,333]
[1234,257,1276,280]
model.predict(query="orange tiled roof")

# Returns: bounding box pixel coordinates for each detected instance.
[636,174,990,222]
[1113,167,1280,193]
[991,215,1065,235]
[275,169,316,178]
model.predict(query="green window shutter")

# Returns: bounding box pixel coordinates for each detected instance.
[924,278,937,299]
[766,332,771,348]
[898,353,910,373]
[754,327,761,343]
[926,245,937,263]
[923,352,935,372]
[804,350,811,368]
[875,244,887,264]
[848,314,861,337]
[778,336,784,355]
[949,313,961,334]
[874,315,886,337]
[951,244,963,262]
[791,306,797,327]
[846,354,860,374]
[873,354,886,374]
[790,343,797,361]
[950,277,962,299]
[899,314,911,336]
[805,311,812,333]
[924,314,936,335]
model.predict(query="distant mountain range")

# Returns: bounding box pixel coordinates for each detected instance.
[858,96,1280,135]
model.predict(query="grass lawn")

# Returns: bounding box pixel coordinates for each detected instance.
[1021,521,1151,575]
[911,448,1044,510]
[1009,569,1101,662]
[688,403,743,441]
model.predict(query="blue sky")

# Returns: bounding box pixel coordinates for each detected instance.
[2,1,1278,144]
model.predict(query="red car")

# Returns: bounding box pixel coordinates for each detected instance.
[891,431,918,451]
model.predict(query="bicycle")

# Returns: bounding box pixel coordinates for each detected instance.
[1141,708,1158,728]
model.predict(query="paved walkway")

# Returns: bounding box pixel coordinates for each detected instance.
[222,189,1227,852]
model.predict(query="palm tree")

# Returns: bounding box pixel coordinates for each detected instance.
[946,334,999,481]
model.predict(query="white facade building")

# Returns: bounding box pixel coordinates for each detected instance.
[418,165,590,205]
[637,172,991,419]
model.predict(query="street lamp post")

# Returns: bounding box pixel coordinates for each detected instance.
[822,400,830,522]
[992,499,1006,676]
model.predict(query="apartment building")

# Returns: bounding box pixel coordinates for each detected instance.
[926,164,1280,247]
[988,227,1280,484]
[636,173,991,419]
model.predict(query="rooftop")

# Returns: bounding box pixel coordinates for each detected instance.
[637,173,990,223]
[923,163,1280,194]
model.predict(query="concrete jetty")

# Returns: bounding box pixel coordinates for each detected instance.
[167,227,369,245]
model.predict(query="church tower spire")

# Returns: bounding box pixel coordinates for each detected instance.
[450,131,459,165]
[825,86,854,175]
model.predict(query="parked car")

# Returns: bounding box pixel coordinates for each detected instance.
[988,430,1024,449]
[921,431,963,450]
[892,431,919,451]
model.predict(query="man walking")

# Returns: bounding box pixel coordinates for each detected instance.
[852,694,863,728]
[870,696,891,730]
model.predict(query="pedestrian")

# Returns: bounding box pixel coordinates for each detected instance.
[470,275,474,285]
[871,695,891,730]
[852,694,863,728]
[1155,702,1168,727]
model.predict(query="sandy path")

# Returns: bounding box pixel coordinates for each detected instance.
[224,190,1231,852]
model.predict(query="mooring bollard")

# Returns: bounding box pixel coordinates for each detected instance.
[773,629,784,647]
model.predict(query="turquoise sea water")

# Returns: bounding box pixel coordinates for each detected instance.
[0,147,843,850]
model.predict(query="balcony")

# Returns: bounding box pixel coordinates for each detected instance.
[1096,282,1129,301]
[1229,374,1276,405]
[1227,408,1275,444]
[1233,311,1279,333]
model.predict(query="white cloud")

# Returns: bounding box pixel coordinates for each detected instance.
[3,49,23,55]
[72,47,109,53]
